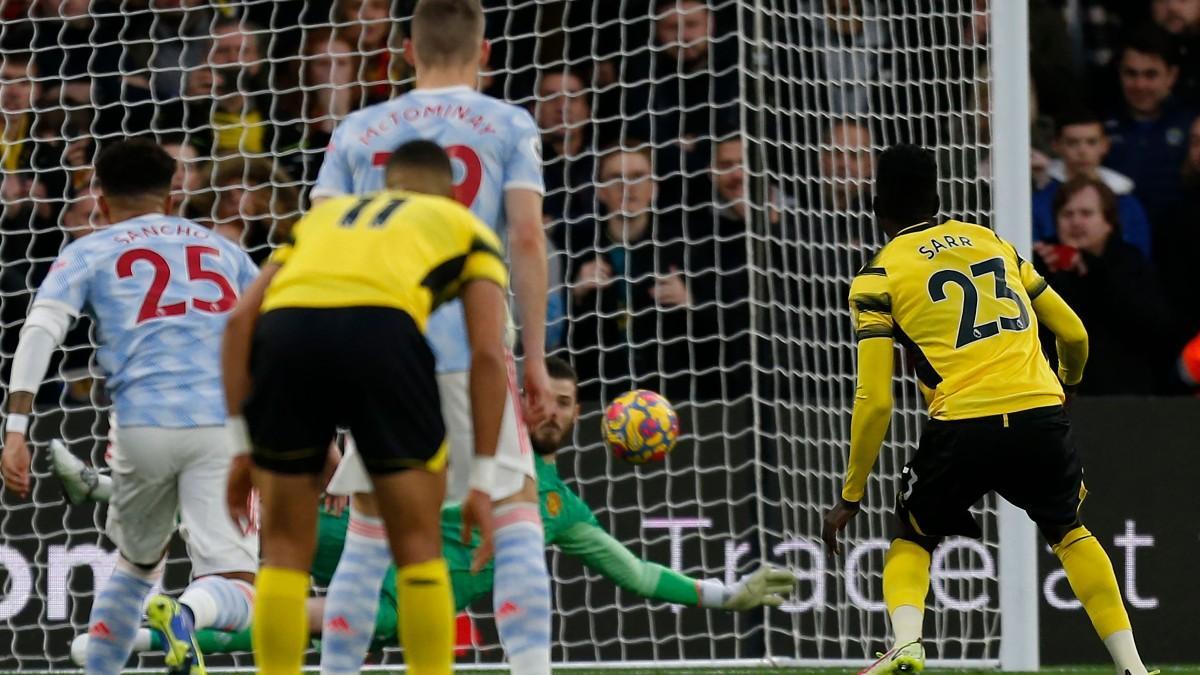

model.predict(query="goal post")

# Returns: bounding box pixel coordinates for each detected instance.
[989,0,1041,670]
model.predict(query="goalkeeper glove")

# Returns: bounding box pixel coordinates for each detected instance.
[717,565,797,611]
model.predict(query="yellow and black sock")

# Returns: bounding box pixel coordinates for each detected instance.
[396,557,454,675]
[252,566,309,675]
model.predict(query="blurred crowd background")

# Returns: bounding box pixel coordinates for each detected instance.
[0,0,1198,407]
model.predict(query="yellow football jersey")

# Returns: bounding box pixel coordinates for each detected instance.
[261,191,508,330]
[849,219,1064,420]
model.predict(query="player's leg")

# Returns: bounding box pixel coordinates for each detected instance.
[491,475,551,674]
[369,467,453,675]
[241,307,344,675]
[320,440,392,675]
[868,502,937,675]
[148,426,258,663]
[996,407,1152,675]
[50,439,112,504]
[253,468,324,675]
[443,364,552,674]
[342,306,455,674]
[86,427,180,675]
[868,420,989,675]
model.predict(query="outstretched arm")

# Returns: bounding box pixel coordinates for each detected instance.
[555,521,793,610]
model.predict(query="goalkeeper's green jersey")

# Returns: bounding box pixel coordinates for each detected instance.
[195,454,714,656]
[311,454,707,612]
[442,454,705,607]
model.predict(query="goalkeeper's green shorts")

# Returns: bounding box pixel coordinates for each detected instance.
[364,568,489,651]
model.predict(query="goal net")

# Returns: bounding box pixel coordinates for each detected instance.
[0,0,1011,669]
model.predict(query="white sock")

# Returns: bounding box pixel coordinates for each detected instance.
[320,509,392,675]
[70,629,153,667]
[179,576,254,631]
[1103,630,1147,675]
[890,604,923,647]
[493,503,551,675]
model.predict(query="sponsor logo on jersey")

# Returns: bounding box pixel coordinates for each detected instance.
[546,492,562,517]
[326,616,353,634]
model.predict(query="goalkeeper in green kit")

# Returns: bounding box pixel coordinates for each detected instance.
[59,356,795,661]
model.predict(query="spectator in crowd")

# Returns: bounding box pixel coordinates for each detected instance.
[1103,25,1197,227]
[1033,110,1152,256]
[207,15,268,91]
[61,183,106,240]
[98,39,187,137]
[160,135,209,219]
[1067,0,1146,109]
[336,0,396,104]
[800,0,887,114]
[277,29,365,184]
[815,118,874,216]
[560,145,689,401]
[1029,0,1082,121]
[206,156,299,262]
[0,169,64,374]
[620,0,738,207]
[686,135,780,400]
[1157,114,1200,338]
[1152,0,1200,103]
[537,67,596,225]
[1033,176,1173,395]
[31,0,122,105]
[1,51,38,174]
[116,0,217,100]
[184,18,282,157]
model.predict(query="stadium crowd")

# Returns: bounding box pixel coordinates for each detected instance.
[0,0,1199,403]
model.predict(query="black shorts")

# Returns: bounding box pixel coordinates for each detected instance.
[244,306,446,476]
[897,405,1085,540]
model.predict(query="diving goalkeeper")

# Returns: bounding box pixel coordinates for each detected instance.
[58,355,794,661]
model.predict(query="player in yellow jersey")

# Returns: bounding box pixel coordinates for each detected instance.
[821,145,1155,675]
[221,140,503,675]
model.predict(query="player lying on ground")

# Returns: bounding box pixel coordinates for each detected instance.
[221,140,501,675]
[310,1,555,672]
[1,139,260,675]
[821,145,1156,675]
[60,355,795,663]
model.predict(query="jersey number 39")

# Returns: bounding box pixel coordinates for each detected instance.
[928,257,1030,349]
[373,144,482,207]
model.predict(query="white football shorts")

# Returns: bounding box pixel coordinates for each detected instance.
[106,426,257,576]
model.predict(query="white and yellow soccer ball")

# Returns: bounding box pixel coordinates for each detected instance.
[602,389,680,464]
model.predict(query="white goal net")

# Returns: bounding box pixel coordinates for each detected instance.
[0,0,1012,669]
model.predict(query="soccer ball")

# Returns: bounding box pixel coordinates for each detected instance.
[603,389,680,464]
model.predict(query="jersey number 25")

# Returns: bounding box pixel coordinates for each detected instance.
[928,256,1030,349]
[116,246,238,324]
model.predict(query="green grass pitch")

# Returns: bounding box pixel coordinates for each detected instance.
[451,662,1190,667]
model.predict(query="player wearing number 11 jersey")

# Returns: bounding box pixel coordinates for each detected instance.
[0,139,260,675]
[311,2,553,674]
[821,145,1155,675]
